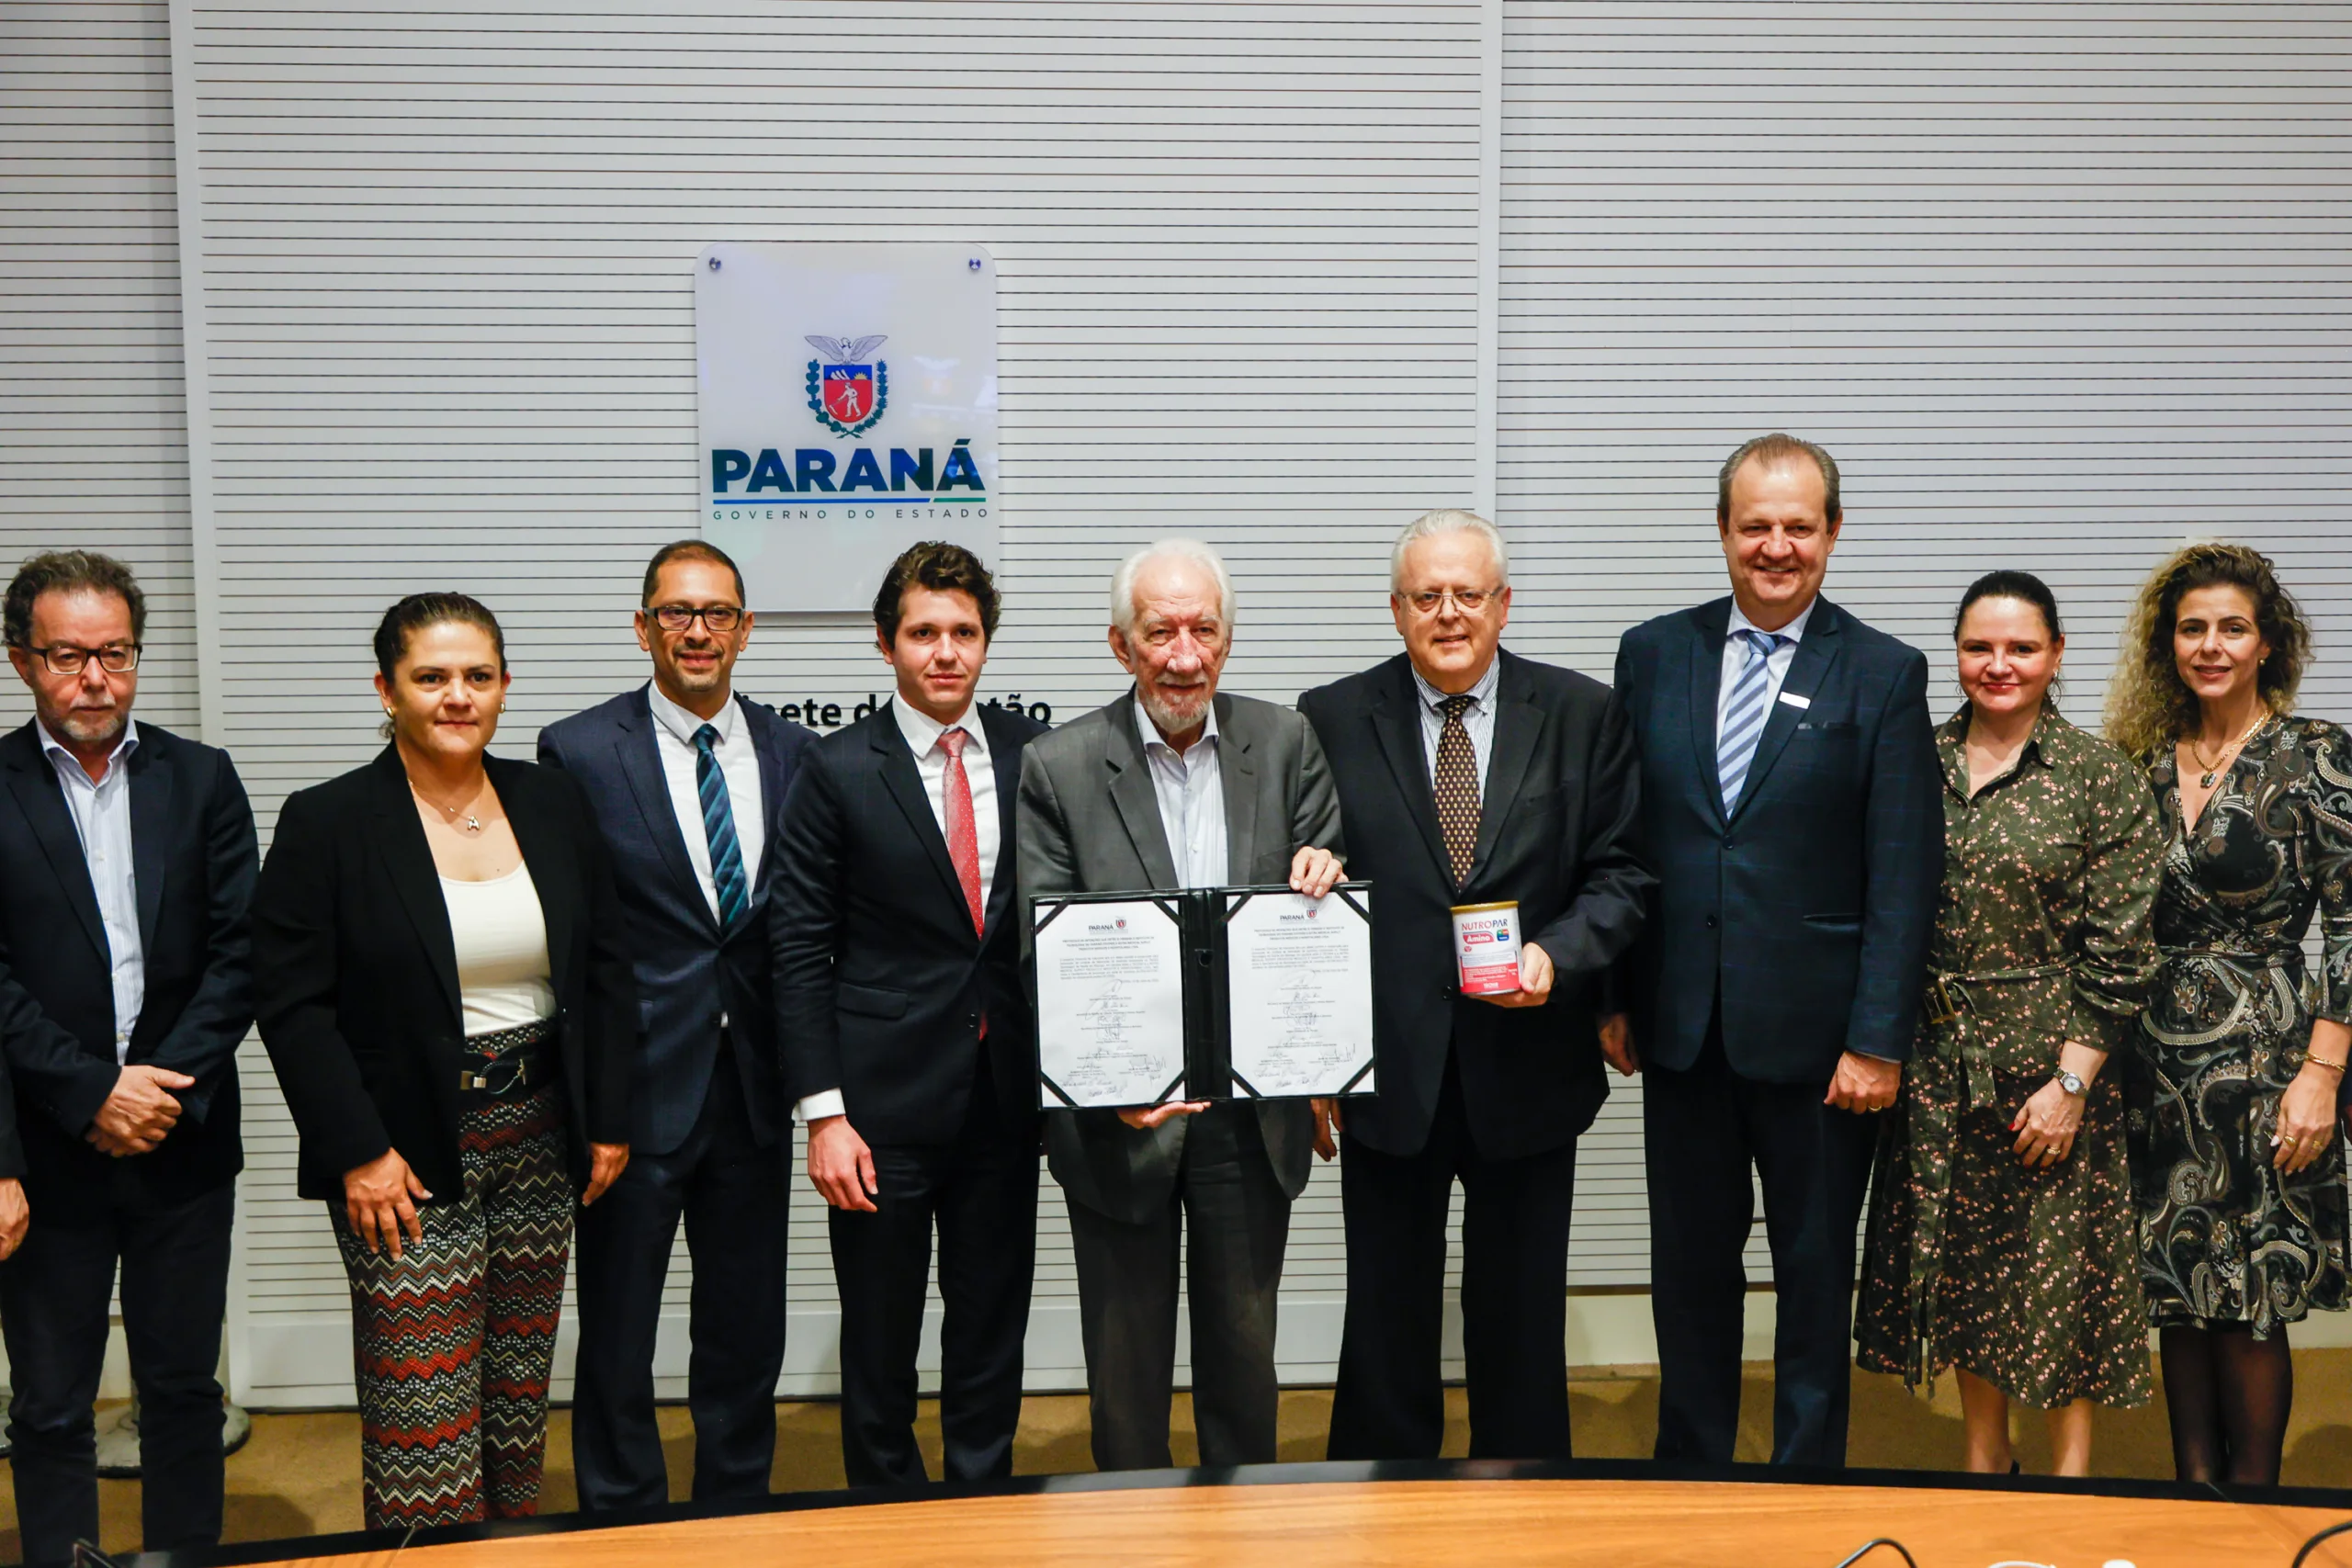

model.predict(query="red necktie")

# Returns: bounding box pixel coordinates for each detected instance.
[939,728,985,936]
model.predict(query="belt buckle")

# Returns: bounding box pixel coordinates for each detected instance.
[1923,976,1962,1026]
[460,1055,527,1096]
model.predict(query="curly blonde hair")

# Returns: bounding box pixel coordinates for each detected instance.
[2104,542,2311,761]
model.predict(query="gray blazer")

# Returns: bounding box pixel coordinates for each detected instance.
[1017,689,1344,1225]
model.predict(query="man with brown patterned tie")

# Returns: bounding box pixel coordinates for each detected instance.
[771,542,1046,1485]
[1298,510,1650,1461]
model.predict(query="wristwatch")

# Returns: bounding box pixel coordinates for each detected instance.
[2053,1068,2086,1097]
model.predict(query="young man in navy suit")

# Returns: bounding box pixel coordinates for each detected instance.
[770,542,1046,1486]
[1604,435,1942,1468]
[539,540,816,1509]
[0,551,256,1566]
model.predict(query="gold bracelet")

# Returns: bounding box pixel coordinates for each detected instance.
[2309,1056,2348,1075]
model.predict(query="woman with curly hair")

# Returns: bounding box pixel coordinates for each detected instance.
[2108,542,2352,1485]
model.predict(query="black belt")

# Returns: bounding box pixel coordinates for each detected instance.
[457,1018,552,1097]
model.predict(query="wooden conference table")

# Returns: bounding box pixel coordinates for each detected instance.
[172,1460,2352,1568]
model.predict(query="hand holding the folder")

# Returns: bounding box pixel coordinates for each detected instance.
[1117,1098,1212,1130]
[1289,845,1345,899]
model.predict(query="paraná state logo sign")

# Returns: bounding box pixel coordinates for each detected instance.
[805,334,888,437]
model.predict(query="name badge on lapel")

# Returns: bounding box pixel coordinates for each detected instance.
[1776,691,1812,711]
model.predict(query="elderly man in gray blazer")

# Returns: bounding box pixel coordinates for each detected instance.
[1018,538,1345,1472]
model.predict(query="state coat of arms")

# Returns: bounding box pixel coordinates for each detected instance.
[805,334,889,437]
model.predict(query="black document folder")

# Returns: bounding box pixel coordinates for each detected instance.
[1030,882,1375,1110]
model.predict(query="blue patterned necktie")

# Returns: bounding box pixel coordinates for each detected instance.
[1717,628,1792,813]
[693,723,751,926]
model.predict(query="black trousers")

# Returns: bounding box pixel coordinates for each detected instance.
[828,1081,1038,1487]
[1644,1023,1879,1467]
[1328,1052,1578,1461]
[1066,1100,1293,1472]
[571,1043,789,1511]
[0,1179,233,1568]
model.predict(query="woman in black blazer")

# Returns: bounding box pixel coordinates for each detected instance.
[254,592,635,1530]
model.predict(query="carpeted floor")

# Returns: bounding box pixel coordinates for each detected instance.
[17,1356,2352,1561]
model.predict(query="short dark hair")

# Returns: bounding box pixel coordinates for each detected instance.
[373,592,506,682]
[1717,433,1842,525]
[5,550,146,650]
[641,540,746,607]
[874,542,1001,645]
[1955,570,2064,642]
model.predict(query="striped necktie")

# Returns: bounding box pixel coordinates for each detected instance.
[1717,628,1792,814]
[693,723,751,927]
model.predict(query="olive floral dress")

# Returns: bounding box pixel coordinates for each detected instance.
[1858,707,2164,1407]
[2129,714,2352,1337]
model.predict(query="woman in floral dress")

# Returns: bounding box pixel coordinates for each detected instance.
[1859,571,2165,1475]
[2108,542,2352,1487]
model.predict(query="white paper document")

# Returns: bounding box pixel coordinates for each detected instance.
[1034,898,1188,1109]
[1224,889,1375,1098]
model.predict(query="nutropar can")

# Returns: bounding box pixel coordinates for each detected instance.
[1449,900,1522,997]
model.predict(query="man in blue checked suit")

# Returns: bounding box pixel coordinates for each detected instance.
[1603,434,1942,1469]
[539,540,816,1509]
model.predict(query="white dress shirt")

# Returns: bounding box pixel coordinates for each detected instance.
[890,694,1001,911]
[40,718,142,1066]
[1410,655,1500,797]
[797,694,999,1125]
[1715,596,1818,742]
[1136,695,1227,889]
[646,681,765,924]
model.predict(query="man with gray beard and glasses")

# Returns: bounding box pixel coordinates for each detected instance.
[1017,538,1344,1471]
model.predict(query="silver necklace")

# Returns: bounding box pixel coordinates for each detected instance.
[410,778,485,836]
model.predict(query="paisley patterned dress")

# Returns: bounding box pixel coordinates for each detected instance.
[2130,714,2352,1337]
[1857,706,2164,1408]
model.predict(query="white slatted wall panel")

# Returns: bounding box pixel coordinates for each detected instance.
[1499,0,2352,1288]
[0,0,199,735]
[170,0,1487,1405]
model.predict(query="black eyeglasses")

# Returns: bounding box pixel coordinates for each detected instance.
[24,643,139,675]
[650,604,744,633]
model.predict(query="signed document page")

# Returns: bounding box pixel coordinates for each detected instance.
[1035,898,1187,1109]
[1225,889,1375,1098]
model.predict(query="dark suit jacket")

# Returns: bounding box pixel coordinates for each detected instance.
[1017,690,1342,1226]
[1611,595,1943,1082]
[771,701,1046,1145]
[1298,649,1651,1159]
[254,747,638,1202]
[538,686,815,1156]
[0,721,255,1218]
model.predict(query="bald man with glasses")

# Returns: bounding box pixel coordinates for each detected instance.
[539,540,816,1510]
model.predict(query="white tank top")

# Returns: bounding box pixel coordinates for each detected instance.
[438,862,555,1037]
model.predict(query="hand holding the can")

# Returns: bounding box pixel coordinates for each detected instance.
[1476,941,1554,1009]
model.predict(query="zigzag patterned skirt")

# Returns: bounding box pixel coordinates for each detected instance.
[333,1021,573,1531]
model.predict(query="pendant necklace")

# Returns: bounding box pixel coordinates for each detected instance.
[2189,708,2267,789]
[411,778,486,836]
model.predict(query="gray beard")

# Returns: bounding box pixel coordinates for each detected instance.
[1136,682,1211,739]
[49,706,125,750]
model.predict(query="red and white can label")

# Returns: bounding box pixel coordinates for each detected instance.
[1450,901,1521,997]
